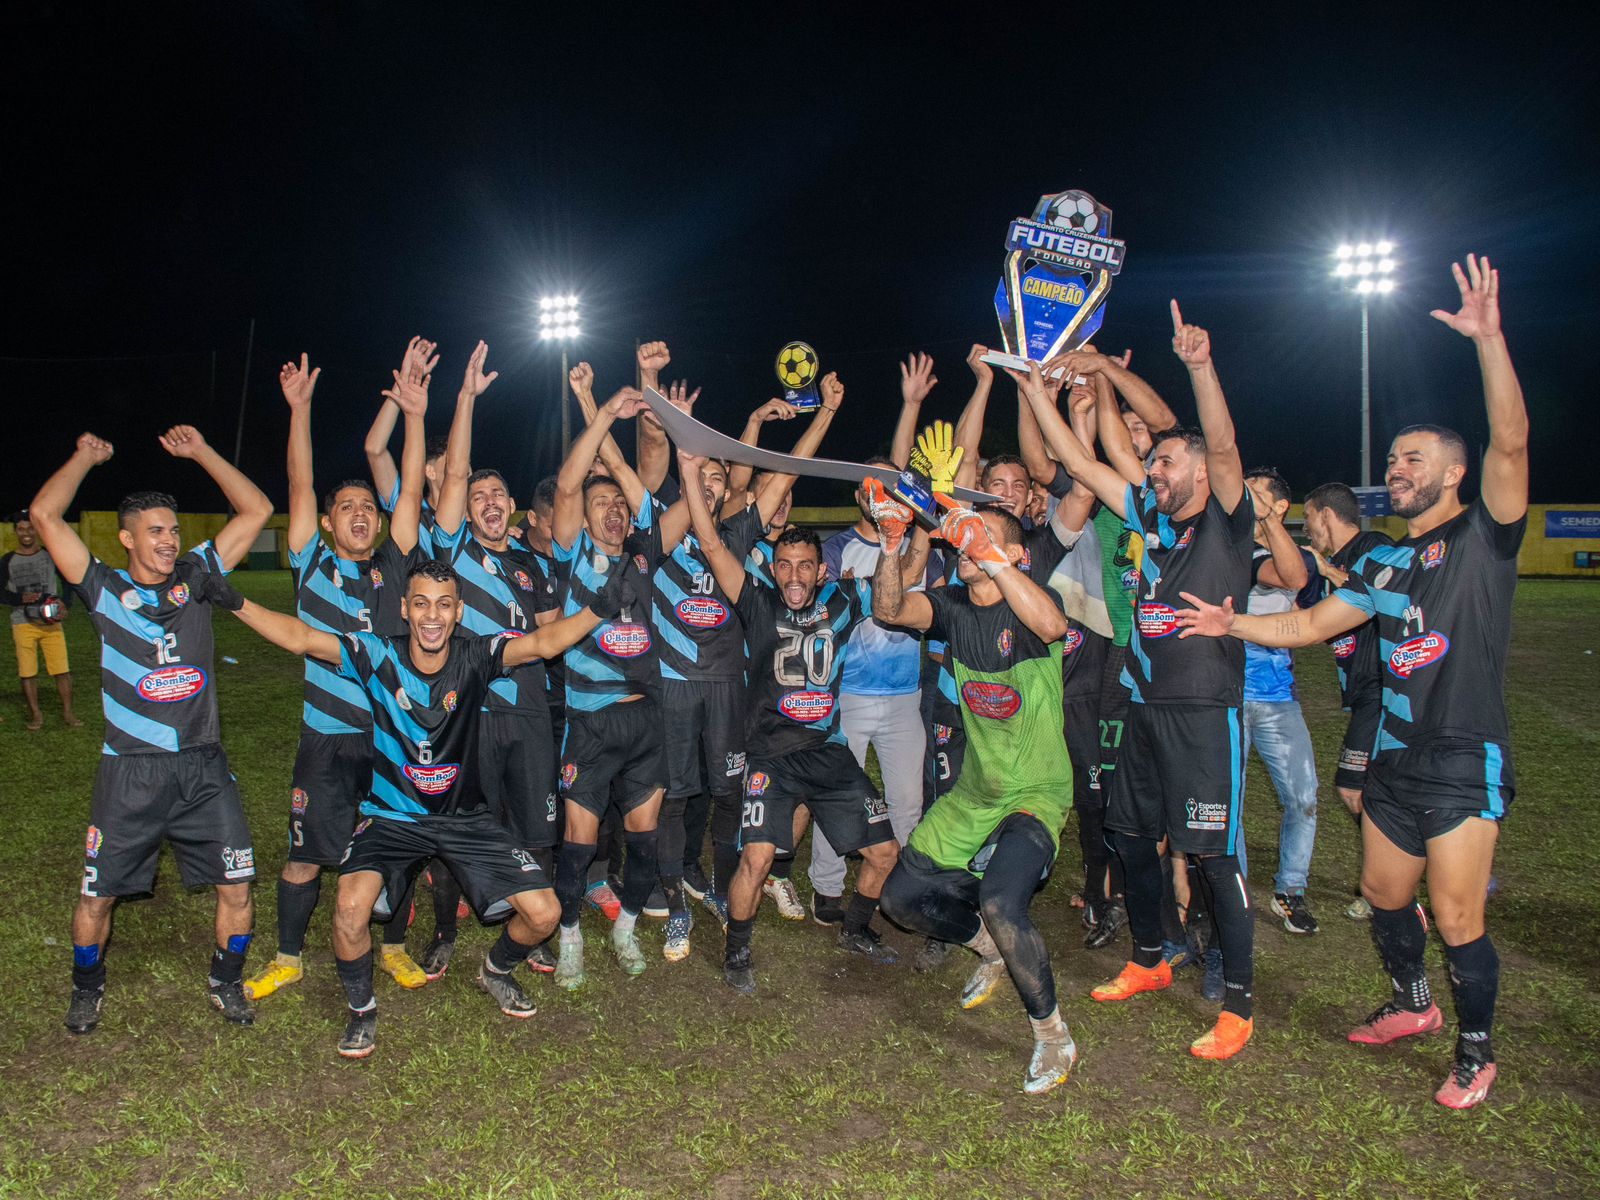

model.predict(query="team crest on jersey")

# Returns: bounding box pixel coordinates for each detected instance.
[1120,566,1141,592]
[85,825,103,858]
[1388,632,1450,679]
[962,680,1022,720]
[1420,540,1448,570]
[560,762,578,790]
[598,622,652,657]
[933,723,953,746]
[1137,602,1181,638]
[395,686,413,711]
[482,554,498,575]
[780,690,836,722]
[290,788,309,814]
[633,554,650,575]
[403,763,461,794]
[1063,629,1084,656]
[1167,525,1194,550]
[167,582,190,607]
[136,665,208,702]
[221,845,255,880]
[676,597,729,629]
[370,568,385,588]
[746,771,771,796]
[1331,634,1357,660]
[514,569,535,591]
[120,589,143,610]
[1372,566,1394,590]
[997,628,1015,658]
[442,690,458,713]
[862,793,890,824]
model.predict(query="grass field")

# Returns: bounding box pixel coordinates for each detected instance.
[1,574,1597,1199]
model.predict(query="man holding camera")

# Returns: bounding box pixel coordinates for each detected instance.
[3,510,82,730]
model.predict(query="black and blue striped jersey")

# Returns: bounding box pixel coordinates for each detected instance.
[338,631,511,820]
[1325,528,1394,709]
[734,575,871,757]
[290,534,414,736]
[651,504,766,683]
[435,521,560,716]
[74,543,227,756]
[1120,483,1254,707]
[1334,498,1524,774]
[552,495,666,713]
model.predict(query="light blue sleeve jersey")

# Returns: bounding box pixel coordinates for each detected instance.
[821,527,923,697]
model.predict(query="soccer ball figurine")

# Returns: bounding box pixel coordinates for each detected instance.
[775,342,819,390]
[1045,191,1100,235]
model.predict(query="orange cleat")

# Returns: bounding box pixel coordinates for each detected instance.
[1090,959,1172,1003]
[1191,1011,1254,1059]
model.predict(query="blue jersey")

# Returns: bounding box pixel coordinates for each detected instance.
[651,504,766,683]
[380,481,441,558]
[821,528,923,697]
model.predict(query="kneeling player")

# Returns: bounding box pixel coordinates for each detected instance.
[212,558,633,1057]
[679,452,901,993]
[874,496,1079,1094]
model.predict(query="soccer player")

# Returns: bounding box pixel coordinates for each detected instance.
[245,347,434,1004]
[1237,469,1320,935]
[366,337,450,555]
[548,385,692,987]
[3,509,82,729]
[1178,256,1527,1107]
[30,427,273,1034]
[874,497,1080,1094]
[1020,301,1257,1061]
[211,555,634,1056]
[1302,480,1395,919]
[678,449,903,994]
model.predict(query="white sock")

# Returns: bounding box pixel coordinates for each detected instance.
[965,919,1000,963]
[614,909,638,936]
[560,924,582,945]
[1029,1006,1071,1045]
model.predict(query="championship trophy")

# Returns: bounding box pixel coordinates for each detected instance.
[981,189,1127,376]
[775,341,821,411]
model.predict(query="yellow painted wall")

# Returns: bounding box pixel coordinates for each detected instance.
[1287,503,1600,577]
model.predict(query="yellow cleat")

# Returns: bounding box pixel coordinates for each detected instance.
[380,948,429,989]
[244,956,304,1001]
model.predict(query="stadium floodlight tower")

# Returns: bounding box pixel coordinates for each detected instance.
[1330,241,1397,489]
[539,294,582,456]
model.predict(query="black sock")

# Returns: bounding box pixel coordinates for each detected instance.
[1371,903,1433,1011]
[619,829,659,916]
[1112,831,1165,968]
[72,943,106,992]
[486,927,536,974]
[843,891,879,936]
[726,916,754,959]
[431,865,461,941]
[557,841,598,928]
[661,876,687,917]
[1198,855,1254,1019]
[209,933,251,987]
[770,853,794,881]
[336,952,376,1013]
[682,791,710,872]
[1157,853,1185,943]
[711,793,740,897]
[1444,934,1498,1062]
[276,876,322,957]
[380,875,414,947]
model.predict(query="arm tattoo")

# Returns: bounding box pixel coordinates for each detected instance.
[1272,613,1301,641]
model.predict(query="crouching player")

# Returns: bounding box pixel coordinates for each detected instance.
[876,496,1079,1094]
[208,556,635,1057]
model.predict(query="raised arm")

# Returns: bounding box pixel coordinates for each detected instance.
[28,434,112,585]
[435,340,490,536]
[952,346,994,490]
[1169,301,1244,513]
[633,342,673,491]
[1094,370,1147,486]
[281,353,321,552]
[1009,364,1130,518]
[364,337,436,504]
[555,387,647,548]
[936,500,1068,643]
[890,352,938,470]
[868,481,933,630]
[1063,346,1177,437]
[157,426,272,570]
[1051,382,1101,534]
[567,362,639,501]
[1249,480,1308,591]
[678,449,748,603]
[725,398,799,512]
[382,349,431,555]
[1432,254,1528,524]
[746,372,845,527]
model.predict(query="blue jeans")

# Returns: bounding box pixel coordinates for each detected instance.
[1241,700,1319,894]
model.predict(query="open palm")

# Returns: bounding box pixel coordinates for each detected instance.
[1431,253,1500,340]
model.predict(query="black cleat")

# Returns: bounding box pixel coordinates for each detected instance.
[208,979,256,1026]
[1272,892,1320,935]
[913,937,955,973]
[1084,901,1126,949]
[338,1008,378,1059]
[723,947,756,995]
[65,986,104,1035]
[811,892,845,927]
[682,861,711,902]
[526,942,558,974]
[476,964,537,1018]
[838,926,900,966]
[421,934,455,981]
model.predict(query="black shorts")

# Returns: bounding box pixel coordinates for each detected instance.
[339,808,550,922]
[1362,792,1502,859]
[288,729,369,867]
[661,677,746,799]
[1364,740,1514,833]
[1334,696,1382,792]
[479,708,559,848]
[740,742,897,856]
[1105,703,1245,856]
[81,744,255,898]
[559,698,666,818]
[1063,696,1101,812]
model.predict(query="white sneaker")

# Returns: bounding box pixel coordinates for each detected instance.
[763,876,805,921]
[1024,1037,1078,1095]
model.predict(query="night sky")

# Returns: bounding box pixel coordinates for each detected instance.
[7,4,1595,517]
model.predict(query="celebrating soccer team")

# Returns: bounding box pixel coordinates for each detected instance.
[18,254,1527,1108]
